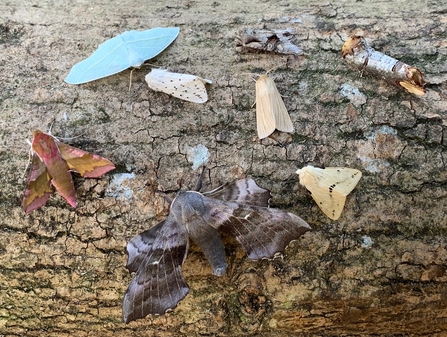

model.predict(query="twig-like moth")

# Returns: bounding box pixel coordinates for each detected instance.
[22,130,115,213]
[236,28,303,55]
[255,74,294,139]
[122,176,311,323]
[342,35,426,96]
[296,166,362,220]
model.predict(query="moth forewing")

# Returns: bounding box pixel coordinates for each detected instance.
[31,131,77,208]
[122,217,189,323]
[255,74,294,139]
[342,35,426,96]
[203,178,271,207]
[22,154,52,213]
[296,166,362,220]
[145,69,212,103]
[255,76,276,139]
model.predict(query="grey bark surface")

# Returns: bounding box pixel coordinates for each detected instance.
[1,0,447,336]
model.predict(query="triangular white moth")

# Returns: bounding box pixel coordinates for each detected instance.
[255,74,294,139]
[145,69,212,103]
[296,166,362,220]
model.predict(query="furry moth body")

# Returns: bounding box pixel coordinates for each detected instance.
[342,35,425,96]
[145,69,212,103]
[122,178,311,323]
[296,166,362,220]
[255,74,294,139]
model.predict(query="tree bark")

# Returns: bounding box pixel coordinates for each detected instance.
[1,0,447,336]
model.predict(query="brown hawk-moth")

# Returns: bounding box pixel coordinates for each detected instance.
[122,177,311,323]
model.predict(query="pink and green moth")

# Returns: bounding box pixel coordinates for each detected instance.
[22,130,115,213]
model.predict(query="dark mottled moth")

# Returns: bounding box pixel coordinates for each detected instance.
[235,28,303,55]
[342,35,426,96]
[122,176,311,323]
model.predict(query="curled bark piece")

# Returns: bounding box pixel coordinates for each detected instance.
[342,35,425,96]
[235,28,303,55]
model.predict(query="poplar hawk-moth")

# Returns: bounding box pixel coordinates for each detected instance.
[122,177,311,323]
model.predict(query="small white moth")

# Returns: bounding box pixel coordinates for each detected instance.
[145,69,212,103]
[255,74,294,139]
[296,166,362,220]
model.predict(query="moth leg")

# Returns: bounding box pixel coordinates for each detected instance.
[194,166,207,192]
[155,190,172,204]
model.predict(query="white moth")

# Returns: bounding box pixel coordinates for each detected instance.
[255,74,294,139]
[296,166,362,220]
[145,69,212,103]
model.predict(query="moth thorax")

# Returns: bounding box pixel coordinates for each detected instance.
[299,170,318,186]
[171,191,207,222]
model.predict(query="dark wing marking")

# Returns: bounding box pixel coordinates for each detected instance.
[201,197,311,260]
[203,178,271,207]
[122,216,189,323]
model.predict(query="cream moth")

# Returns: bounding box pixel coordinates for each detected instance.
[342,35,426,96]
[296,166,362,220]
[255,74,294,139]
[145,69,212,103]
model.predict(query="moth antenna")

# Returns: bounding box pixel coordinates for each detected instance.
[263,62,288,76]
[128,68,135,91]
[194,166,207,192]
[265,65,281,75]
[48,118,56,135]
[55,132,86,142]
[45,121,85,142]
[22,141,33,179]
[155,190,172,204]
[141,62,161,69]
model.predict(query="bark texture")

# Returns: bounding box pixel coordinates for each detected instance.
[1,0,447,336]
